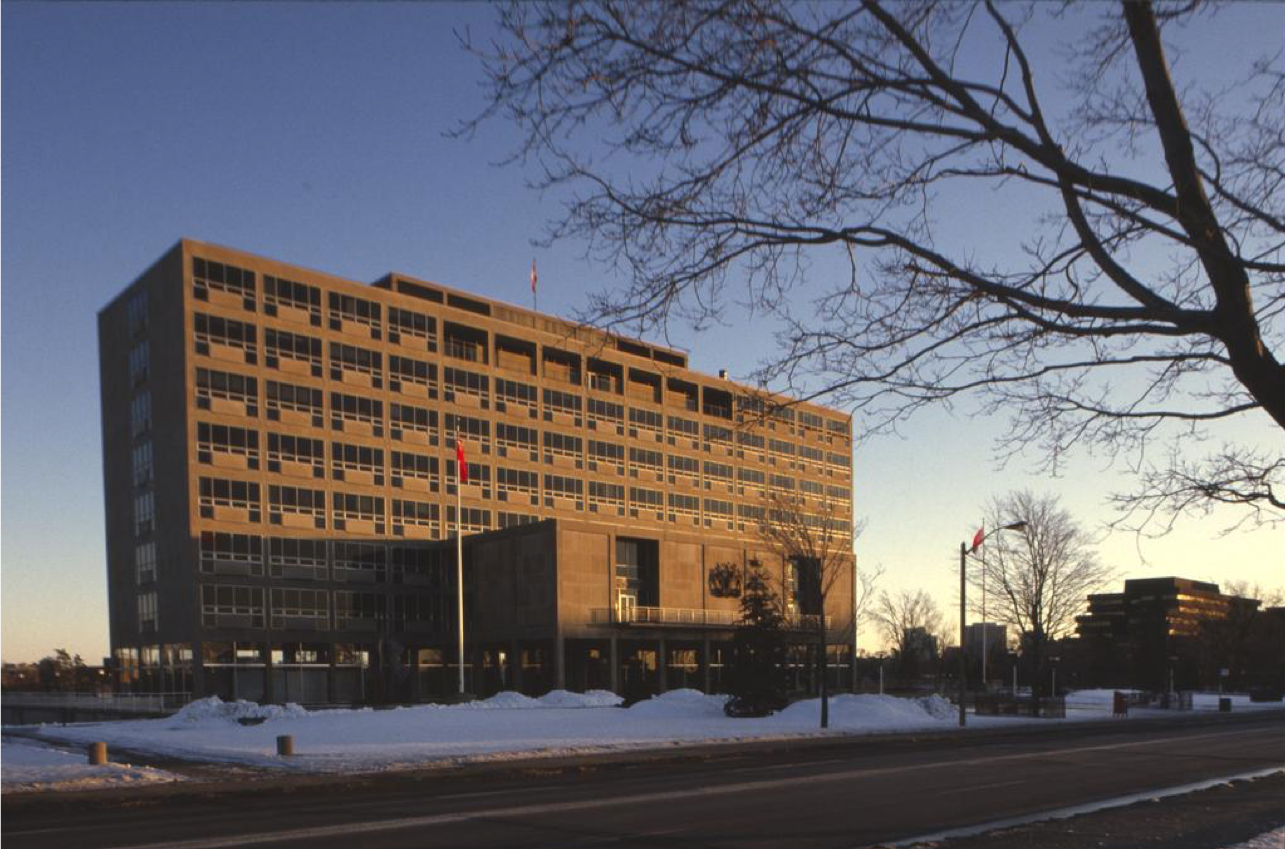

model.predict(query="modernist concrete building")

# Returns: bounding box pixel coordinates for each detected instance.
[99,239,856,703]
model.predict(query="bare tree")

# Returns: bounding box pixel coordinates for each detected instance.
[874,588,945,676]
[757,491,856,728]
[465,0,1285,527]
[970,491,1113,694]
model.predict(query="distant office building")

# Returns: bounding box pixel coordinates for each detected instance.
[1075,577,1260,690]
[99,240,856,702]
[964,622,1006,655]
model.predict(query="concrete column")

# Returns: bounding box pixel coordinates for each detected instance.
[657,636,668,693]
[609,635,619,695]
[555,634,566,690]
[511,640,523,694]
[327,645,338,705]
[702,636,712,694]
[192,641,206,698]
[264,644,276,704]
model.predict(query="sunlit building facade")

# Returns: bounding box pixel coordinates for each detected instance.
[99,239,855,702]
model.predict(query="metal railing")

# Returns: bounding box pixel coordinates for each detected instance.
[589,606,831,631]
[2,691,193,713]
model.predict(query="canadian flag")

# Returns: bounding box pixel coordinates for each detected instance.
[530,258,538,295]
[970,525,985,553]
[456,440,468,484]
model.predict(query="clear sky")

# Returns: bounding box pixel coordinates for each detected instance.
[2,2,1281,664]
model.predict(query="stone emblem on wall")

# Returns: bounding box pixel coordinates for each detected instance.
[708,562,743,598]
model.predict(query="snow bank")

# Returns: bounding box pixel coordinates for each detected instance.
[537,689,623,708]
[779,694,954,728]
[169,696,308,726]
[1,739,181,793]
[627,689,728,718]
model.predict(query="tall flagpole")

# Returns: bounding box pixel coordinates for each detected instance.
[456,447,465,695]
[981,533,987,689]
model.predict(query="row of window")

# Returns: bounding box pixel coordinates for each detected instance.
[199,584,450,631]
[192,368,852,472]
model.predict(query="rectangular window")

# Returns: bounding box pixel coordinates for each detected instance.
[199,531,263,576]
[132,441,154,486]
[135,541,157,584]
[444,413,490,451]
[389,354,438,397]
[332,541,387,582]
[331,392,384,437]
[263,274,321,324]
[629,406,663,440]
[267,432,325,476]
[800,478,825,497]
[268,484,326,529]
[329,342,382,388]
[668,492,700,522]
[265,380,323,426]
[193,257,256,307]
[446,505,491,535]
[629,486,664,519]
[704,461,733,482]
[137,591,158,634]
[197,422,259,470]
[335,591,385,629]
[826,418,848,435]
[543,431,583,467]
[331,491,386,533]
[667,415,699,447]
[769,438,796,457]
[264,328,323,377]
[196,368,258,416]
[391,592,447,632]
[799,411,823,431]
[704,423,733,448]
[331,441,385,485]
[498,511,538,529]
[201,584,265,628]
[194,313,257,364]
[328,292,382,338]
[129,340,150,385]
[387,306,437,351]
[588,480,625,515]
[798,445,824,464]
[496,466,539,504]
[738,467,766,496]
[496,422,538,460]
[199,477,261,523]
[392,498,441,538]
[587,439,625,473]
[445,459,490,496]
[391,450,439,492]
[127,290,149,337]
[130,392,152,437]
[629,446,663,480]
[133,491,155,536]
[543,473,583,509]
[390,546,446,586]
[828,485,852,501]
[390,402,438,445]
[826,451,851,469]
[269,537,328,580]
[588,397,624,428]
[495,377,538,417]
[543,388,582,424]
[704,498,734,526]
[444,366,488,407]
[769,473,796,492]
[271,588,330,629]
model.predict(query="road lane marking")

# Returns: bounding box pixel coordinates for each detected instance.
[76,726,1285,849]
[861,766,1285,848]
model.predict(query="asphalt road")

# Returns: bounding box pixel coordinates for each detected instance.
[4,713,1283,849]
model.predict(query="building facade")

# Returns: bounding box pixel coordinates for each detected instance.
[1075,577,1260,690]
[99,240,856,702]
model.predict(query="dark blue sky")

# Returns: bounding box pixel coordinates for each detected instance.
[3,2,1280,662]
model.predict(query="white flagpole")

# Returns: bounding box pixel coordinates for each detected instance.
[981,532,987,689]
[457,455,465,695]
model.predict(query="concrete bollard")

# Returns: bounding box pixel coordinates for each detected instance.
[276,735,294,757]
[88,742,108,765]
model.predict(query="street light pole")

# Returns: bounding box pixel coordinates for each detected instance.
[958,540,967,727]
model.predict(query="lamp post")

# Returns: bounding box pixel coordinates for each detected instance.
[959,520,1027,727]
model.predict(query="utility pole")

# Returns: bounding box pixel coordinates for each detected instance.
[958,541,967,727]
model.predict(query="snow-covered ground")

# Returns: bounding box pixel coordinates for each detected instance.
[7,688,1282,781]
[1227,826,1285,849]
[1,738,182,793]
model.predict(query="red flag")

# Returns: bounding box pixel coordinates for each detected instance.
[456,440,468,484]
[971,525,985,553]
[530,258,538,294]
